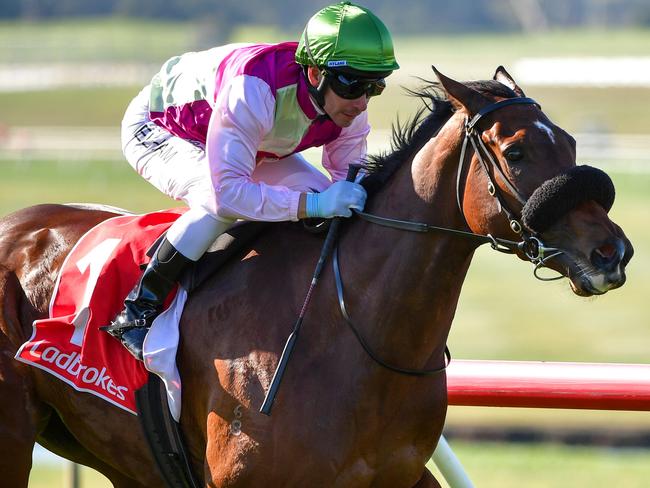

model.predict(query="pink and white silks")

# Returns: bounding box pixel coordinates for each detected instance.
[121,42,370,260]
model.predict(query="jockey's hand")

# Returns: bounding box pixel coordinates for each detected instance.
[305,181,367,218]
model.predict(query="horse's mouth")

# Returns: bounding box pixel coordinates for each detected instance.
[563,257,627,297]
[568,274,607,297]
[540,234,631,297]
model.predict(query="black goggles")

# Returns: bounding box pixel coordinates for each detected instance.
[324,71,386,99]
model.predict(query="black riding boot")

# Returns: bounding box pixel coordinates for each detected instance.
[105,238,191,361]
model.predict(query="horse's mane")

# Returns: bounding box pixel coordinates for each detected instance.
[362,79,517,195]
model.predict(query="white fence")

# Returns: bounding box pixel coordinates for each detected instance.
[1,127,648,173]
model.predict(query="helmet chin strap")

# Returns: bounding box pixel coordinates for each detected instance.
[302,25,330,117]
[303,67,329,115]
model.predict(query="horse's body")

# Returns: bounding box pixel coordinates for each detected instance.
[0,69,632,487]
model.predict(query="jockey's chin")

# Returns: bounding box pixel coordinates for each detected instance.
[324,90,369,128]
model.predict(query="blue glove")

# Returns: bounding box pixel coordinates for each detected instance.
[305,181,367,218]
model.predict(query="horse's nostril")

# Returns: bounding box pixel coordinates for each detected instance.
[591,242,622,271]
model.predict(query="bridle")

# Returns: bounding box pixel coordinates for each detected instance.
[457,96,564,275]
[334,97,567,377]
[356,96,565,278]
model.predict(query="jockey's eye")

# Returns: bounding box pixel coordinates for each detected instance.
[504,146,524,162]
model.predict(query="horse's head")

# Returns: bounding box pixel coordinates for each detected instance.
[433,66,633,296]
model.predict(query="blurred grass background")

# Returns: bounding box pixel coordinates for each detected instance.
[1,18,648,488]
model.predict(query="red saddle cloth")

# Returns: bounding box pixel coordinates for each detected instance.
[15,207,186,414]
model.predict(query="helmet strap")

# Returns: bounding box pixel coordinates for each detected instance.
[303,67,329,115]
[302,25,330,116]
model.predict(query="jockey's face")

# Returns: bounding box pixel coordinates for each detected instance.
[307,66,369,128]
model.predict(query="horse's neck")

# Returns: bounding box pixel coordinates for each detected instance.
[337,118,478,363]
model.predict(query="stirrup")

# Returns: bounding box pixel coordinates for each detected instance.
[100,314,148,337]
[101,313,151,361]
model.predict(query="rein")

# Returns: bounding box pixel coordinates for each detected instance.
[357,97,565,276]
[352,208,561,271]
[331,97,568,378]
[333,245,450,376]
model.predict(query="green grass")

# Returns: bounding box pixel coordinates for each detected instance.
[0,18,300,64]
[399,28,650,59]
[1,22,649,133]
[449,172,649,364]
[0,159,174,214]
[2,19,649,64]
[0,87,140,127]
[394,28,650,80]
[28,463,111,488]
[0,18,206,63]
[29,441,650,487]
[427,441,650,488]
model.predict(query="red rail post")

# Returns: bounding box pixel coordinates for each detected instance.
[446,360,650,411]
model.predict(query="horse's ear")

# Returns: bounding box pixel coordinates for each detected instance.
[493,65,526,97]
[432,65,489,116]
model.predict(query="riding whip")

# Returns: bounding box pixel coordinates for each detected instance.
[260,164,362,416]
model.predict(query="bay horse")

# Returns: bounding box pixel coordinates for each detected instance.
[0,67,632,487]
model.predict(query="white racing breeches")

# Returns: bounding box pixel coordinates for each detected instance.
[121,86,332,260]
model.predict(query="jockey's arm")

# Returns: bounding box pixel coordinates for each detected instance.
[207,75,307,222]
[296,111,370,218]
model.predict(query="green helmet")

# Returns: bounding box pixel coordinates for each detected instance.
[295,1,400,76]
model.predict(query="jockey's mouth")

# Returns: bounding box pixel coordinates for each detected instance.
[343,110,362,118]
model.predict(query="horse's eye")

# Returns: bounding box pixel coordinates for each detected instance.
[505,147,524,162]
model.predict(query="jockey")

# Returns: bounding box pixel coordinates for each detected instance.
[106,1,400,360]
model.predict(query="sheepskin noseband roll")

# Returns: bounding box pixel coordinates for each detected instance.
[521,165,615,234]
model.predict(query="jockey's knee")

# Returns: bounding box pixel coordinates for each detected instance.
[166,207,233,261]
